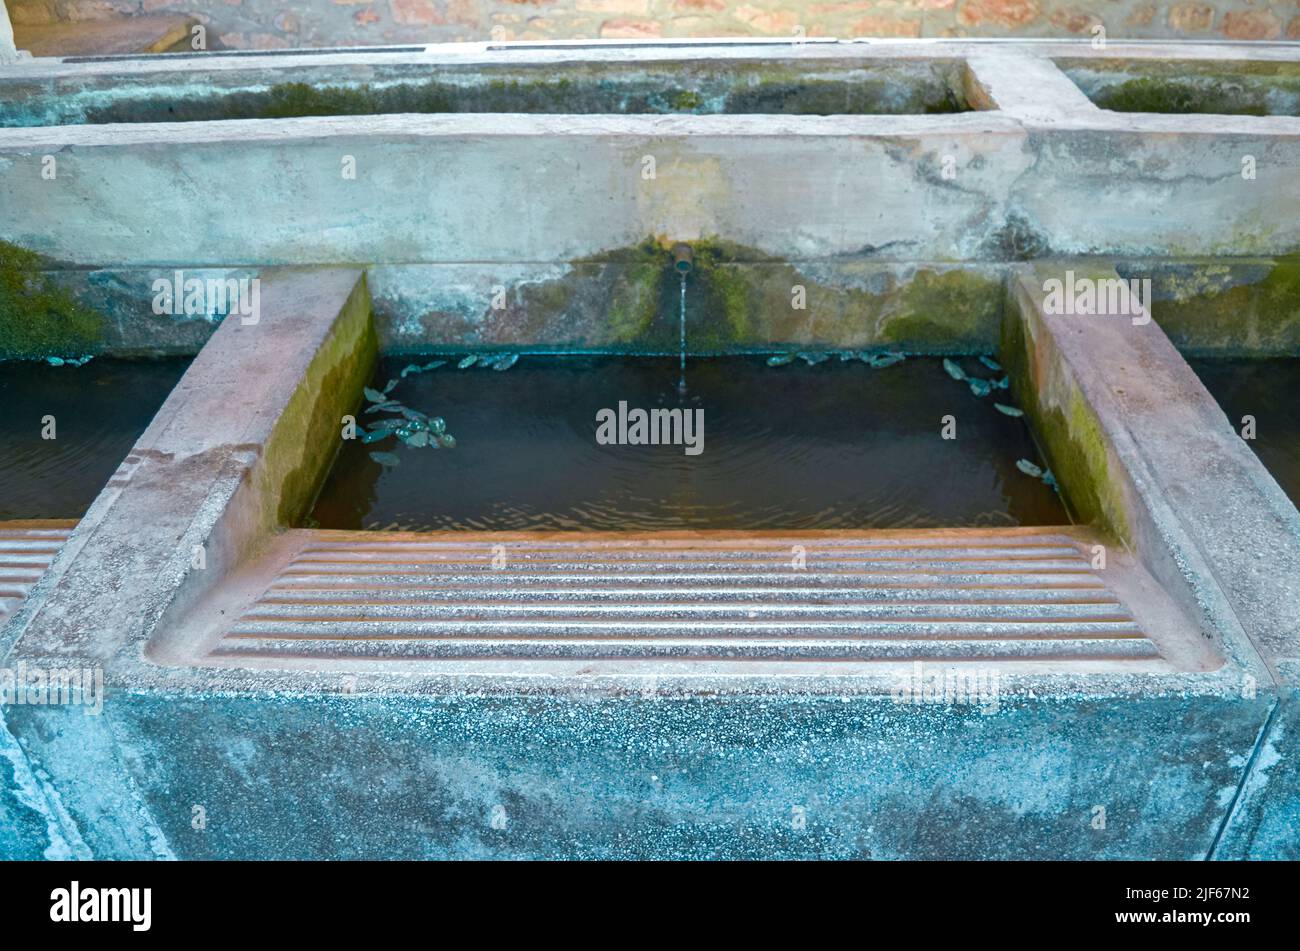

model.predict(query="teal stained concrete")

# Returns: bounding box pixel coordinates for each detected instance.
[0,690,1277,860]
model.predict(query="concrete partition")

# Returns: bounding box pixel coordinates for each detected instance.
[1004,264,1300,857]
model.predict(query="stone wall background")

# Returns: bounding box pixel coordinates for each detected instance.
[5,0,1299,50]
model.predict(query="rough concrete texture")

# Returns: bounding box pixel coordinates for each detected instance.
[1,690,1273,860]
[1004,264,1300,857]
[0,43,1298,271]
[5,0,1298,50]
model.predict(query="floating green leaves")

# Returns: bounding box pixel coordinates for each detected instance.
[943,356,1007,399]
[1016,457,1058,491]
[401,359,446,379]
[44,354,94,367]
[766,350,906,369]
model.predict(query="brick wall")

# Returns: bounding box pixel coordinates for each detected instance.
[6,0,1299,49]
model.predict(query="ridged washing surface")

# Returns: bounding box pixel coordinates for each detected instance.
[0,523,75,629]
[183,527,1205,675]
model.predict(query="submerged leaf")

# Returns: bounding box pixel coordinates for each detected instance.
[423,359,447,371]
[1015,458,1043,478]
[1042,469,1058,489]
[404,430,431,448]
[766,353,797,367]
[360,428,390,444]
[362,386,386,403]
[429,416,446,436]
[979,355,1002,371]
[383,378,399,394]
[995,376,1010,390]
[493,353,519,371]
[994,403,1024,417]
[798,352,830,365]
[369,451,401,467]
[968,378,992,398]
[438,434,457,449]
[869,352,905,369]
[457,355,478,369]
[942,358,966,381]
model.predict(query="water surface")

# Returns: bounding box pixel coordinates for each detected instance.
[310,356,1066,532]
[0,358,190,520]
[1188,357,1300,506]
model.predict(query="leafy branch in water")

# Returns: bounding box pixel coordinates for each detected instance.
[359,353,520,467]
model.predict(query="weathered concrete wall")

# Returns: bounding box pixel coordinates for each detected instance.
[5,0,1299,51]
[0,689,1273,859]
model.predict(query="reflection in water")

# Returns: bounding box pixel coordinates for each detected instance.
[309,355,1068,532]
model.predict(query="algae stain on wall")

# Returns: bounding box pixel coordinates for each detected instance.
[0,241,104,361]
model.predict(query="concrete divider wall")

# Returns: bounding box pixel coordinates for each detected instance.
[1003,263,1300,857]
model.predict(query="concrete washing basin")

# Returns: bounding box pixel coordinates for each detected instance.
[0,37,1297,860]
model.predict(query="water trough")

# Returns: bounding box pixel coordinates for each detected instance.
[0,37,1298,860]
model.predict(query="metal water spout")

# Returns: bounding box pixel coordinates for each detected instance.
[672,243,694,275]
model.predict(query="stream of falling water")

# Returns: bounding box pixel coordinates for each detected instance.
[677,273,687,394]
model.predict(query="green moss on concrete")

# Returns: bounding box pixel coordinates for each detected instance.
[689,239,754,347]
[600,240,671,343]
[0,241,105,361]
[1037,391,1131,546]
[669,89,703,111]
[1002,278,1131,545]
[1152,256,1300,356]
[1092,77,1269,116]
[882,269,1002,351]
[59,62,969,126]
[263,275,378,529]
[1065,61,1300,117]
